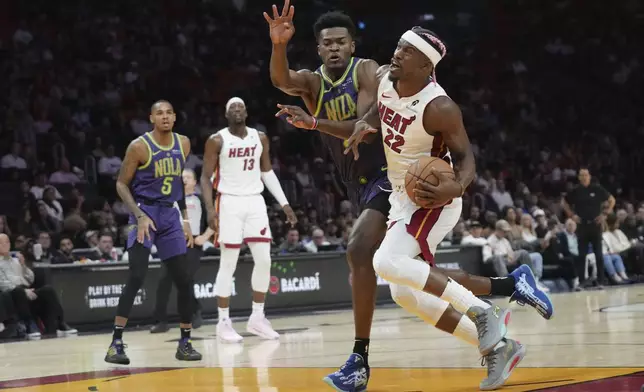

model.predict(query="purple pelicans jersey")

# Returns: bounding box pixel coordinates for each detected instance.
[313,57,390,207]
[126,132,187,260]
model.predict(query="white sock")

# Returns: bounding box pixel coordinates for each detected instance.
[440,278,491,314]
[453,316,479,346]
[218,307,230,321]
[0,322,4,333]
[252,301,265,316]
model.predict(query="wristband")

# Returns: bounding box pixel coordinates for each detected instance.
[310,116,318,130]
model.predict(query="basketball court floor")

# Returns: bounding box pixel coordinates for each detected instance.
[2,286,644,391]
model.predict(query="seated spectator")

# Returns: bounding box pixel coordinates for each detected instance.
[42,186,64,222]
[97,145,122,178]
[36,232,54,263]
[0,234,77,339]
[49,158,82,185]
[603,213,643,275]
[602,214,633,282]
[305,228,333,253]
[30,173,62,200]
[533,209,549,239]
[461,221,494,266]
[51,237,78,264]
[552,219,582,290]
[32,201,62,234]
[278,228,307,254]
[601,236,629,284]
[487,220,548,291]
[89,233,121,262]
[503,207,522,243]
[0,142,27,170]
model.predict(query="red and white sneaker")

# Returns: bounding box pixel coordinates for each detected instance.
[246,313,279,340]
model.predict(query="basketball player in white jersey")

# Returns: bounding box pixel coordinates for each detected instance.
[201,97,298,343]
[345,27,526,390]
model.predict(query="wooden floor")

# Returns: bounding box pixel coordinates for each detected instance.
[2,286,644,391]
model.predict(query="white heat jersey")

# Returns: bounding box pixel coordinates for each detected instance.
[213,127,264,196]
[377,73,452,190]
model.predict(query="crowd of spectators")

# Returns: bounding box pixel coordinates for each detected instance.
[0,0,642,298]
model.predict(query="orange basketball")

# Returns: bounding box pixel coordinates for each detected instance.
[405,156,455,205]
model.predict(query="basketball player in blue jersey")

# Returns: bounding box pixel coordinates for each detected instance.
[104,100,202,364]
[266,3,553,391]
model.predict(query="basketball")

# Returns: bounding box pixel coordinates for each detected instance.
[405,156,455,205]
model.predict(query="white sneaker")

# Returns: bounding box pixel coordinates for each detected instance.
[27,331,41,340]
[217,318,243,343]
[246,313,280,340]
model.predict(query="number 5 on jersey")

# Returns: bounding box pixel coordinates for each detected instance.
[161,177,173,195]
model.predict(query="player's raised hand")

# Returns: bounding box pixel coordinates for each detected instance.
[344,120,378,160]
[282,204,298,227]
[136,214,156,243]
[413,168,462,209]
[263,0,295,44]
[182,220,194,248]
[275,104,315,129]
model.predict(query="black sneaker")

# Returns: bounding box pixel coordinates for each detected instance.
[150,322,169,334]
[105,339,130,365]
[175,338,202,361]
[193,311,203,330]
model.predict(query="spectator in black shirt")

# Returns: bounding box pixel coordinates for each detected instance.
[51,237,78,264]
[563,168,615,288]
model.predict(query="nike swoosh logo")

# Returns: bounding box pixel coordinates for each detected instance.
[381,93,391,98]
[152,150,163,156]
[381,166,388,172]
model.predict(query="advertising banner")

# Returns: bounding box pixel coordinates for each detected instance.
[43,246,482,326]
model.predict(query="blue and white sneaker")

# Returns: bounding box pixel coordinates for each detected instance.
[509,264,554,320]
[323,353,370,391]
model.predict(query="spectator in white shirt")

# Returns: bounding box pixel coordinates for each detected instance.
[487,220,547,291]
[41,187,64,222]
[490,179,514,210]
[98,145,123,178]
[602,214,634,282]
[461,221,502,274]
[49,158,82,185]
[30,173,63,200]
[0,143,27,170]
[304,228,331,253]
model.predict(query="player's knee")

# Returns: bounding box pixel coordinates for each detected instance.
[389,283,416,310]
[373,248,397,282]
[347,234,374,271]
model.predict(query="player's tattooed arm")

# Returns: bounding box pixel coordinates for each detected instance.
[201,134,222,218]
[116,140,148,219]
[424,96,476,195]
[177,134,192,219]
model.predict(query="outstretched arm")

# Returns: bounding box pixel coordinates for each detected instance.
[265,0,319,102]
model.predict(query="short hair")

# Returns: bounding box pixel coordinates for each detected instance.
[183,168,196,180]
[410,26,447,57]
[313,11,356,40]
[150,100,172,114]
